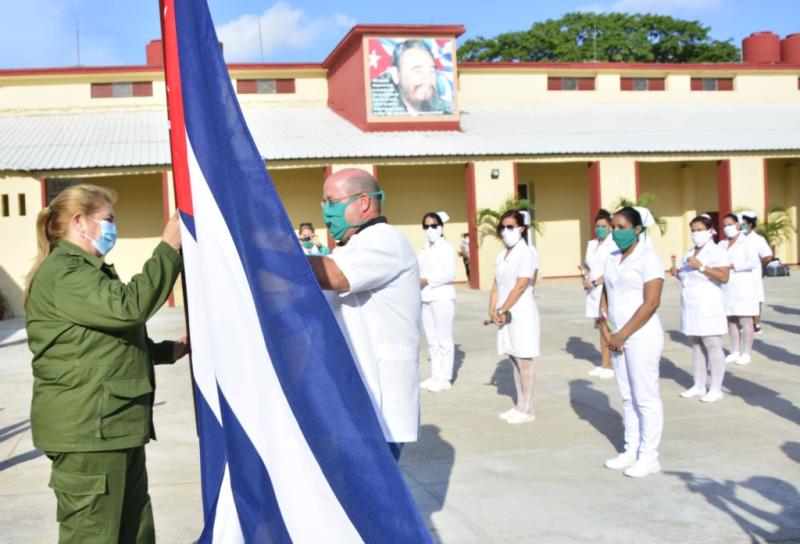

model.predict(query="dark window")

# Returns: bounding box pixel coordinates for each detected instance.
[621,77,666,91]
[517,183,529,200]
[547,77,595,91]
[633,77,648,91]
[18,194,26,216]
[691,77,734,91]
[91,81,153,98]
[562,77,578,91]
[44,179,81,205]
[702,78,717,91]
[1,194,8,217]
[237,79,296,94]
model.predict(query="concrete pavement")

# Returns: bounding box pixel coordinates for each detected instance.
[1,273,798,543]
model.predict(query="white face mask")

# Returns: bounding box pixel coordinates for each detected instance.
[501,227,522,247]
[425,226,442,243]
[723,224,739,239]
[691,230,713,248]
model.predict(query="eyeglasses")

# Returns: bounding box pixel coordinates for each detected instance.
[499,225,518,231]
[320,193,363,207]
[423,225,439,230]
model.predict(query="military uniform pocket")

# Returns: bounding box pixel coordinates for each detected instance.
[48,467,107,532]
[97,378,153,439]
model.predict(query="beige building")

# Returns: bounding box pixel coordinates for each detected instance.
[1,25,799,316]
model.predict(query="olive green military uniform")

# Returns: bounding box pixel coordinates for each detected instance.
[26,240,182,543]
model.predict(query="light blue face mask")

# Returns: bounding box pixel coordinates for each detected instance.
[322,190,385,241]
[89,219,118,256]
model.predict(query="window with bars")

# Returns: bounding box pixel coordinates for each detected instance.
[547,77,595,91]
[690,77,734,91]
[18,194,26,216]
[237,79,296,94]
[1,194,9,217]
[620,77,666,91]
[91,81,153,98]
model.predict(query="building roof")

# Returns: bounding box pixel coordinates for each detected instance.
[1,104,799,172]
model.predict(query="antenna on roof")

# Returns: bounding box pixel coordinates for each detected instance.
[75,21,81,66]
[258,17,264,62]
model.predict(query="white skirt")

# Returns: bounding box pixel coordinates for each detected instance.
[724,272,759,317]
[497,297,541,359]
[585,284,602,319]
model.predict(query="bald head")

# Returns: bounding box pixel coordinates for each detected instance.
[322,168,383,243]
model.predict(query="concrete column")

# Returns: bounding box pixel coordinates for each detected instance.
[469,160,517,290]
[729,156,766,216]
[597,157,638,210]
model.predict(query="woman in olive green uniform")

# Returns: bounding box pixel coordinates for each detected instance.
[25,184,186,543]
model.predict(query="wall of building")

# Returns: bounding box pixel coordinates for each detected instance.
[0,172,41,316]
[269,166,328,239]
[518,162,591,278]
[767,159,800,264]
[376,164,469,283]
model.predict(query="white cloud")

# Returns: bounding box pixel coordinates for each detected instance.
[216,2,356,62]
[611,0,725,12]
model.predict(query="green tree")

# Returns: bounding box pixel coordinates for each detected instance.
[612,192,668,235]
[475,196,543,244]
[458,12,739,63]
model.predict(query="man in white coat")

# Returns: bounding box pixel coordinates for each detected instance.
[307,168,421,461]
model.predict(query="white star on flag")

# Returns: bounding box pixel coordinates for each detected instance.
[369,49,380,69]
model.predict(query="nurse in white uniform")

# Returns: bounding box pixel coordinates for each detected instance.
[600,207,665,478]
[718,213,760,366]
[741,211,773,333]
[581,208,617,379]
[670,215,731,403]
[489,210,540,425]
[418,211,457,393]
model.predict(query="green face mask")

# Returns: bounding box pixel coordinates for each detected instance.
[322,190,385,241]
[741,224,749,234]
[595,226,609,239]
[612,228,639,251]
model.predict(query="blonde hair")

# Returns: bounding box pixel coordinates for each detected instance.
[24,184,116,305]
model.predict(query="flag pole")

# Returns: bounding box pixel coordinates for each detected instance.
[158,0,199,434]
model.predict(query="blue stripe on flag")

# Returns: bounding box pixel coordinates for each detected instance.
[194,384,226,544]
[218,388,292,543]
[180,210,197,240]
[173,0,429,541]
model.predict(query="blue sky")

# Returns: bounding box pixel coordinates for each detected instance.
[0,0,797,68]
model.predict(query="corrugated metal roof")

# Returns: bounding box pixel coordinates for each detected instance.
[1,104,798,172]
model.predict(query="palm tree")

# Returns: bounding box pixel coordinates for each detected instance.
[756,206,796,253]
[612,192,668,235]
[475,196,543,244]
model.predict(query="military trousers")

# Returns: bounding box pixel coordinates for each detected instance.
[46,446,154,544]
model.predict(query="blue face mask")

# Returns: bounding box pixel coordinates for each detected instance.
[322,190,385,241]
[90,219,118,256]
[612,228,639,251]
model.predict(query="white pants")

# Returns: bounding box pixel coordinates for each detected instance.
[612,335,664,462]
[421,299,455,381]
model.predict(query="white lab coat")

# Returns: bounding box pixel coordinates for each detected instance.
[746,232,772,303]
[677,241,729,336]
[327,222,421,443]
[418,237,457,381]
[602,243,665,341]
[584,236,618,318]
[495,241,540,358]
[418,237,457,302]
[718,235,760,317]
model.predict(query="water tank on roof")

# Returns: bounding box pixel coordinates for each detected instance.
[742,31,781,63]
[781,33,800,64]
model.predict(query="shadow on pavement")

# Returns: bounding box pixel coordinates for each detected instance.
[665,471,800,543]
[0,449,44,472]
[760,319,800,336]
[769,304,800,316]
[404,424,454,544]
[660,356,694,390]
[0,420,30,445]
[568,379,624,451]
[782,442,800,464]
[564,336,601,367]
[488,359,516,405]
[751,338,800,368]
[452,344,465,384]
[667,330,692,349]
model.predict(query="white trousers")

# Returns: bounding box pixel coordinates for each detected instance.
[421,299,456,381]
[612,335,664,462]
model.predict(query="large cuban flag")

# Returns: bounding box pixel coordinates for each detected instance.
[159,1,430,542]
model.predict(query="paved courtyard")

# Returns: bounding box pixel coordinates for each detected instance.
[1,273,798,543]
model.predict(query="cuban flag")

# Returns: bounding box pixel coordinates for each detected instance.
[159,1,430,542]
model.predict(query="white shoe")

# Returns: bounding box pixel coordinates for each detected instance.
[680,386,707,399]
[588,366,603,376]
[700,390,724,403]
[506,411,536,424]
[624,458,661,478]
[604,451,637,470]
[596,367,615,379]
[426,379,452,393]
[736,354,752,366]
[724,351,740,364]
[499,408,519,420]
[419,378,435,390]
